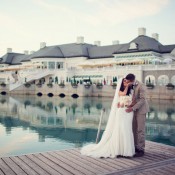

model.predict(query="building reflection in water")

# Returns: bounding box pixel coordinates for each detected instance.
[0,95,175,149]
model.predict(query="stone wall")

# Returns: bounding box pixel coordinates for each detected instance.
[0,82,175,100]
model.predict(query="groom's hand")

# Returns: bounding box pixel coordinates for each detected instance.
[125,107,133,113]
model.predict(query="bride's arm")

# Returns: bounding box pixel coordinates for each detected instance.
[118,86,129,96]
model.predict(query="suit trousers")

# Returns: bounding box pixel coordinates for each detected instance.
[132,113,146,151]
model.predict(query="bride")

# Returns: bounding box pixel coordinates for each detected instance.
[81,78,135,158]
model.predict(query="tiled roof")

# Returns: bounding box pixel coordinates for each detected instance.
[0,35,175,65]
[0,53,25,65]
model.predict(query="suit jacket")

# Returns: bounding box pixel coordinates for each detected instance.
[132,80,150,114]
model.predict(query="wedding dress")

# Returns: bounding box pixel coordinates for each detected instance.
[81,78,135,158]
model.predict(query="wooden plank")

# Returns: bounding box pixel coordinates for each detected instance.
[0,169,5,175]
[68,149,118,171]
[146,141,175,155]
[106,158,175,175]
[72,149,119,170]
[67,149,111,173]
[53,151,95,175]
[64,150,105,174]
[19,155,50,175]
[0,158,16,175]
[10,156,39,175]
[42,152,84,175]
[27,154,61,175]
[35,153,73,175]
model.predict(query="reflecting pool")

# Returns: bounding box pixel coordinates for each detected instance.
[0,95,175,157]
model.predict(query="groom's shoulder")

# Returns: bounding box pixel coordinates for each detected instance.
[136,80,146,88]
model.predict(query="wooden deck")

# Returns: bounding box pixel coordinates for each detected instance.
[0,141,175,175]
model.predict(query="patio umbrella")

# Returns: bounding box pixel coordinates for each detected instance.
[151,58,162,64]
[163,58,173,64]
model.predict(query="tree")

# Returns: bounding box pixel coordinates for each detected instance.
[148,77,151,84]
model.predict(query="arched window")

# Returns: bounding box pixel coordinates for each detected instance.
[171,75,175,85]
[129,42,138,50]
[157,75,169,86]
[145,75,155,85]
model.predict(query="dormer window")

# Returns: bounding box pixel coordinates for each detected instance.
[129,42,138,50]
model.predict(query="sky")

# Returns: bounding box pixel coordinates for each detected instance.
[0,0,175,56]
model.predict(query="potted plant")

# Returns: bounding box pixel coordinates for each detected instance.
[166,83,174,90]
[24,82,31,88]
[84,83,91,89]
[0,82,6,87]
[71,82,78,88]
[146,83,154,89]
[59,82,65,88]
[36,82,42,88]
[47,83,53,88]
[111,82,117,89]
[96,82,103,89]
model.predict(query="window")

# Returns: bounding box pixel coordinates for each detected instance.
[129,42,138,50]
[48,62,55,69]
[42,61,47,69]
[56,62,64,69]
[157,75,169,86]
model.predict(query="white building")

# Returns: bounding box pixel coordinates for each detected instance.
[0,28,175,88]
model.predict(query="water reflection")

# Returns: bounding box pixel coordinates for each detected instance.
[0,95,175,157]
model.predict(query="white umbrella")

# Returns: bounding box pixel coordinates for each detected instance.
[151,58,162,64]
[163,58,173,64]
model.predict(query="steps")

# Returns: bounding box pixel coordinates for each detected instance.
[9,70,53,91]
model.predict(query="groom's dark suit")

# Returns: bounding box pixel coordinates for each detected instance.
[131,80,149,152]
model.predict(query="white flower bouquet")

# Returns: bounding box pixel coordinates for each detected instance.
[120,95,132,106]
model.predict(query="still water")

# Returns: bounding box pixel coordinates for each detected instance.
[0,95,175,157]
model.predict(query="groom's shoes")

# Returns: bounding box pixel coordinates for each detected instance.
[134,149,144,157]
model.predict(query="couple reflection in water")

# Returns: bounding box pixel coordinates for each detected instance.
[81,73,149,158]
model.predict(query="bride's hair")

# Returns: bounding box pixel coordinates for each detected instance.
[120,78,132,95]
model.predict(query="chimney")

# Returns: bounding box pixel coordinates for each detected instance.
[40,42,46,49]
[7,48,12,53]
[138,27,146,36]
[30,51,35,54]
[76,36,84,44]
[112,40,119,45]
[94,41,101,46]
[24,50,29,55]
[152,33,159,41]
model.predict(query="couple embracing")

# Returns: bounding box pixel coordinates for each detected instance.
[81,73,149,158]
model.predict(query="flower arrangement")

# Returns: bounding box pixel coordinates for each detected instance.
[96,83,103,89]
[0,82,6,87]
[120,96,132,106]
[47,83,53,88]
[166,83,174,90]
[146,83,154,89]
[111,82,117,89]
[59,82,65,88]
[36,83,42,88]
[24,83,31,88]
[71,82,78,88]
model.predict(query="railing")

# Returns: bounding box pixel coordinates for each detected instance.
[9,70,54,91]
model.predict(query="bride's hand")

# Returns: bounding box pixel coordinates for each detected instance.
[126,82,133,87]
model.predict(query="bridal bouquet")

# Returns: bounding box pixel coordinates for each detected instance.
[120,95,132,106]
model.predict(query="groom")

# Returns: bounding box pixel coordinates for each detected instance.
[125,73,149,157]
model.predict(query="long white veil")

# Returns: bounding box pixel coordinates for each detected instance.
[81,78,123,157]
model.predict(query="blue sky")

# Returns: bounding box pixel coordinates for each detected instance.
[0,0,175,56]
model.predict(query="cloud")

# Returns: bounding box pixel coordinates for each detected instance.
[32,0,170,27]
[84,0,170,25]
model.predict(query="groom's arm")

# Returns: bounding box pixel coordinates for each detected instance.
[132,84,147,111]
